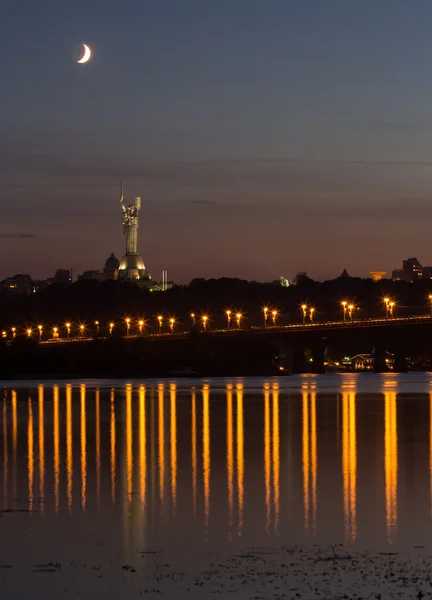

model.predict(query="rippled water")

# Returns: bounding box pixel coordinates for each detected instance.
[2,373,432,596]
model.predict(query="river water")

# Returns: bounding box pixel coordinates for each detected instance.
[1,373,432,597]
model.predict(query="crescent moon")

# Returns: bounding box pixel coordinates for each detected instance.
[77,44,91,64]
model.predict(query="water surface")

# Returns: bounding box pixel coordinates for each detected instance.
[1,373,432,595]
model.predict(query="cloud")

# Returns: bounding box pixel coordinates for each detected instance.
[189,199,219,205]
[0,233,36,238]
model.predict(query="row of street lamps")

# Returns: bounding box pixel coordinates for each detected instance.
[2,295,430,340]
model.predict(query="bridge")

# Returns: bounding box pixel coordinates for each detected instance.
[37,313,432,342]
[0,313,425,378]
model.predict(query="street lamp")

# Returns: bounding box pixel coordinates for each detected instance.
[80,324,85,338]
[169,318,175,333]
[109,322,114,336]
[157,316,162,333]
[190,313,196,327]
[348,304,354,321]
[226,310,231,329]
[301,304,307,324]
[95,320,99,338]
[384,297,390,318]
[11,327,16,340]
[389,301,395,318]
[236,313,242,328]
[202,315,208,331]
[125,317,131,336]
[139,320,144,335]
[263,307,269,327]
[53,326,58,338]
[271,310,277,326]
[38,325,43,342]
[341,300,347,322]
[428,294,432,315]
[309,307,315,323]
[26,328,32,338]
[66,322,71,339]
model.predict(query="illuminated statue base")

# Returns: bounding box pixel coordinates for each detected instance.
[117,253,149,281]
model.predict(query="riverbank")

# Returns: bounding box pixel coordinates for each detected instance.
[1,544,432,599]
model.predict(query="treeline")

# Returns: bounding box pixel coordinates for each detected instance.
[0,276,432,333]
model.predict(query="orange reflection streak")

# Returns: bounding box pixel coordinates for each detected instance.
[3,398,9,509]
[272,384,280,535]
[95,389,101,510]
[126,383,133,513]
[226,384,234,538]
[348,392,357,542]
[203,384,211,536]
[12,390,17,503]
[66,385,73,514]
[2,399,7,509]
[430,393,432,516]
[28,399,34,512]
[139,385,146,515]
[38,386,45,512]
[384,391,398,544]
[191,391,197,516]
[342,393,349,538]
[170,383,177,516]
[302,392,310,536]
[158,384,165,511]
[342,392,357,542]
[236,383,244,537]
[80,384,87,511]
[264,384,271,533]
[310,392,317,534]
[53,385,60,513]
[11,390,17,449]
[110,389,116,505]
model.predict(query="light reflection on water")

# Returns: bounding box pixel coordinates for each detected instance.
[3,375,432,558]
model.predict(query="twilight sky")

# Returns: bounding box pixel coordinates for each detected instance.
[3,0,432,283]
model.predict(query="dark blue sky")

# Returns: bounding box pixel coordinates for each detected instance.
[3,0,432,282]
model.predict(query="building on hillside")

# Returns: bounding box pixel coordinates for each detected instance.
[392,257,423,282]
[54,269,72,283]
[78,270,103,282]
[0,274,34,294]
[103,253,120,280]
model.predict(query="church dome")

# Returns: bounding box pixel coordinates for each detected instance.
[105,253,120,268]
